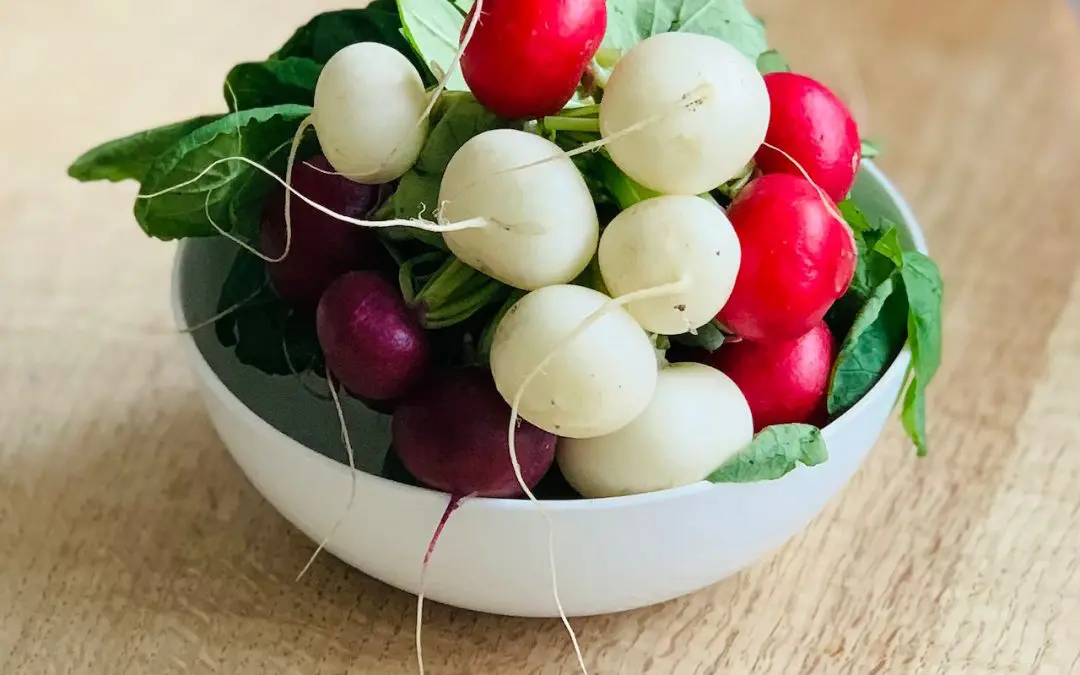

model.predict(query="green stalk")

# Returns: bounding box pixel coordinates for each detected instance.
[558,104,601,118]
[543,116,601,133]
[424,280,508,329]
[410,258,509,330]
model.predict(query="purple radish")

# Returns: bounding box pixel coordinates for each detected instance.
[316,271,432,402]
[260,155,390,313]
[392,366,557,497]
[390,366,557,671]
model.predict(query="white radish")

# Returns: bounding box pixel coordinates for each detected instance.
[599,32,771,195]
[598,195,741,335]
[439,129,600,290]
[490,284,657,438]
[557,362,754,498]
[312,42,430,184]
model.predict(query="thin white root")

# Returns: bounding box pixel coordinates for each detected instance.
[759,141,847,224]
[278,116,314,263]
[415,0,483,128]
[136,155,499,235]
[176,279,268,334]
[504,277,693,675]
[295,368,358,582]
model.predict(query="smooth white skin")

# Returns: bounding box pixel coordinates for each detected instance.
[599,32,771,195]
[557,362,754,498]
[490,285,658,438]
[313,42,429,184]
[439,129,600,290]
[598,195,741,335]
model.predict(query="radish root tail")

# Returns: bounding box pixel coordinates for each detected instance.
[504,276,693,675]
[176,279,268,334]
[295,368,358,582]
[415,493,470,675]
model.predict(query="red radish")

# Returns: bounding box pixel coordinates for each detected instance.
[695,321,837,431]
[716,174,857,344]
[260,155,390,312]
[316,271,431,401]
[754,72,861,202]
[392,367,557,497]
[460,0,607,119]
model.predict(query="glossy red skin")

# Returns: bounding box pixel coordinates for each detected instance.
[698,322,837,432]
[754,72,861,202]
[316,272,431,402]
[392,367,556,497]
[717,174,857,344]
[259,155,389,313]
[460,0,607,119]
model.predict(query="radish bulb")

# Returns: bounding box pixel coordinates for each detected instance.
[313,42,429,184]
[717,174,857,343]
[439,129,600,290]
[755,72,862,202]
[557,362,754,498]
[598,32,770,195]
[460,0,608,118]
[598,195,741,335]
[489,284,657,438]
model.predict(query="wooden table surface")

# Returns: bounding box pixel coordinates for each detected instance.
[4,0,1080,673]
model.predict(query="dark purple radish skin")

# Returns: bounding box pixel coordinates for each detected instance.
[391,366,558,647]
[260,155,391,313]
[316,271,432,402]
[392,367,557,498]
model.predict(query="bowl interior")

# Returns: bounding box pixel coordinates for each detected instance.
[175,162,925,479]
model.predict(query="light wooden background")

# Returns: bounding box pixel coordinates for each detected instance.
[4,0,1080,673]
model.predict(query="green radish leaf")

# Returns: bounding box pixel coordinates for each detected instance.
[838,199,875,234]
[224,58,323,110]
[873,227,904,268]
[829,204,900,332]
[861,139,882,159]
[603,0,769,63]
[898,252,944,456]
[827,274,909,416]
[707,424,828,483]
[67,115,222,184]
[397,0,472,91]
[381,92,519,246]
[273,0,427,78]
[215,248,325,378]
[214,247,271,350]
[134,104,314,241]
[756,49,790,74]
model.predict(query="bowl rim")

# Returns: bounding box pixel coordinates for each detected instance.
[171,160,925,513]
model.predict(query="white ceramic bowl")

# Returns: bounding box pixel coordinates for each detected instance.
[172,162,925,618]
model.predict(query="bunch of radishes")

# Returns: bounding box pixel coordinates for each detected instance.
[67,0,924,503]
[225,0,865,504]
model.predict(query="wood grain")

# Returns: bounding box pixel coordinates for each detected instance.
[3,0,1080,673]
